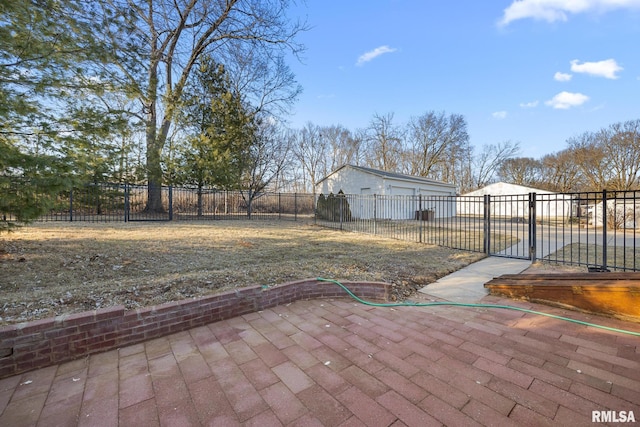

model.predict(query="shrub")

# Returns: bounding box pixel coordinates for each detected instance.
[316,190,352,222]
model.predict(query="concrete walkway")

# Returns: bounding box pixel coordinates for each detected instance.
[419,256,532,303]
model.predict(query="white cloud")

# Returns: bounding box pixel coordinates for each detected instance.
[545,91,589,109]
[492,111,508,119]
[356,45,397,66]
[520,100,539,108]
[498,0,640,26]
[554,72,572,82]
[570,59,623,79]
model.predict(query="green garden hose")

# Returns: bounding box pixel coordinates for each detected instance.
[316,277,640,337]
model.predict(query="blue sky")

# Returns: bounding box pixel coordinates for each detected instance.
[285,0,640,158]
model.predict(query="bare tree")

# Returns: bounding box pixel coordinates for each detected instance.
[221,42,302,118]
[472,141,520,189]
[240,119,291,216]
[291,123,327,194]
[497,157,541,186]
[405,111,469,178]
[364,113,404,172]
[455,152,476,194]
[566,121,640,191]
[440,135,473,192]
[101,0,306,211]
[600,120,640,191]
[350,129,368,167]
[539,149,583,192]
[567,131,609,191]
[321,125,360,171]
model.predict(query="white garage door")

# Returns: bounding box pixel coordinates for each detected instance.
[388,186,416,219]
[390,186,415,196]
[359,188,373,219]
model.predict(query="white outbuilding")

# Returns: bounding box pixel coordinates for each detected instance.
[315,165,457,220]
[587,198,640,229]
[457,182,574,220]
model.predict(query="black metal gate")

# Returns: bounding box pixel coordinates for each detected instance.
[485,193,535,260]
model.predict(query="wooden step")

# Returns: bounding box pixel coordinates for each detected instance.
[484,273,640,320]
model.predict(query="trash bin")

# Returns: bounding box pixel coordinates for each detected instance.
[415,209,435,221]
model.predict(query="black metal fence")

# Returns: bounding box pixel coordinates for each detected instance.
[536,190,639,272]
[4,182,639,271]
[23,183,315,222]
[316,193,487,252]
[316,190,640,272]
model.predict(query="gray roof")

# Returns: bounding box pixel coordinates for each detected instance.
[461,181,558,196]
[317,164,455,188]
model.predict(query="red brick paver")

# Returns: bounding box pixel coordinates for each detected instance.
[1,294,639,426]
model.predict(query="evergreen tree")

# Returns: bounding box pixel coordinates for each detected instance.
[0,138,71,231]
[172,58,256,215]
[175,59,255,188]
[90,0,305,212]
[0,0,94,228]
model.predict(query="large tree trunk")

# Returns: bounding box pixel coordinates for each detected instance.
[144,32,165,213]
[197,183,204,217]
[134,0,303,213]
[145,117,175,213]
[146,144,164,212]
[145,107,165,212]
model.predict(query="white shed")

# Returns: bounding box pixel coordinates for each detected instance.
[316,165,457,220]
[588,199,640,229]
[457,182,573,220]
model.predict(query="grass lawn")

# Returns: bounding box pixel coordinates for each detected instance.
[0,220,485,325]
[544,242,640,271]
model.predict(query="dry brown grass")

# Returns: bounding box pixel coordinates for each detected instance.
[337,220,519,252]
[544,243,640,271]
[0,220,485,325]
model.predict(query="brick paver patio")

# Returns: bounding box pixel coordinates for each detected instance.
[1,293,639,426]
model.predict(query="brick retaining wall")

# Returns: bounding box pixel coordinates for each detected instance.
[0,279,389,379]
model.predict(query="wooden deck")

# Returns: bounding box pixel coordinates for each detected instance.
[484,272,640,321]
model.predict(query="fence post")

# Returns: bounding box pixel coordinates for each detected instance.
[168,185,173,221]
[294,193,298,221]
[529,192,537,262]
[602,189,607,269]
[278,193,282,220]
[418,194,423,243]
[373,194,377,235]
[124,183,129,222]
[69,187,73,222]
[483,194,491,254]
[339,195,343,230]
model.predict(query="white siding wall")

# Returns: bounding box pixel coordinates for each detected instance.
[456,183,572,220]
[589,201,640,229]
[318,167,457,220]
[318,168,383,195]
